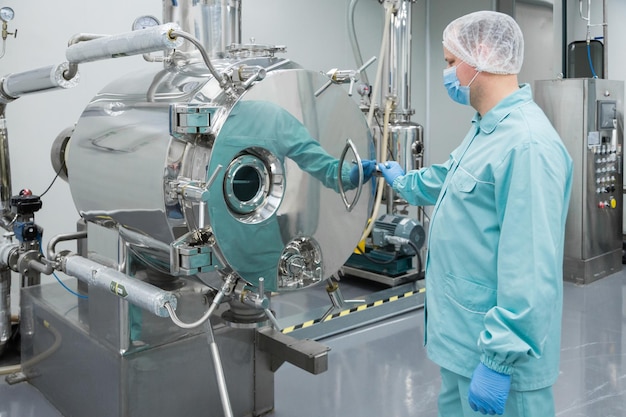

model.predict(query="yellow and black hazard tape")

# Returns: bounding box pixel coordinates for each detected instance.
[281,287,425,334]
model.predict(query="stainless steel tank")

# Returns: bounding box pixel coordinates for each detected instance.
[64,53,372,293]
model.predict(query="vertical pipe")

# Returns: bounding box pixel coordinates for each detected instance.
[204,320,234,417]
[389,0,413,122]
[0,267,10,357]
[562,0,567,77]
[602,0,608,79]
[0,107,13,230]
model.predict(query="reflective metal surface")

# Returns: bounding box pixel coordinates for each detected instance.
[66,57,372,292]
[535,79,624,284]
[163,0,241,57]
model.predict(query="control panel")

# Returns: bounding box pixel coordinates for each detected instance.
[591,100,621,211]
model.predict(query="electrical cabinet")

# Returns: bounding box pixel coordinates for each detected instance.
[535,79,624,284]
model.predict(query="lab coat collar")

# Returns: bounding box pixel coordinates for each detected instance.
[472,83,533,134]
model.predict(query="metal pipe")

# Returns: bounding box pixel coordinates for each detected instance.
[0,109,15,229]
[387,0,413,121]
[63,33,107,80]
[61,254,177,317]
[27,258,54,275]
[65,23,183,64]
[0,62,79,104]
[0,267,10,357]
[169,29,234,96]
[0,234,17,268]
[603,0,608,78]
[164,273,236,328]
[46,231,87,262]
[204,320,234,417]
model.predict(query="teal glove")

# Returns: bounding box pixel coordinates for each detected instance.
[349,159,377,186]
[377,161,404,186]
[468,363,511,415]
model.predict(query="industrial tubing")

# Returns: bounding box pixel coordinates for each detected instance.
[0,109,15,228]
[61,254,177,317]
[359,2,393,244]
[360,98,393,243]
[0,62,79,104]
[0,268,9,358]
[65,23,183,64]
[348,0,369,86]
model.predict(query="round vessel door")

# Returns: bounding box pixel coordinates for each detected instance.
[207,69,372,291]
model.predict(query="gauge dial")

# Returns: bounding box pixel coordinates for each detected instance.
[132,15,160,31]
[0,7,15,22]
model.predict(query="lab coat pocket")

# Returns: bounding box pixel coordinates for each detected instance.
[443,273,496,314]
[451,168,477,193]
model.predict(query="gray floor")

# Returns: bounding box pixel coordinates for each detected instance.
[2,268,626,416]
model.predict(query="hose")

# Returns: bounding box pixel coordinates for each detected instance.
[366,2,393,129]
[356,2,394,246]
[348,0,369,86]
[586,40,598,78]
[359,97,393,243]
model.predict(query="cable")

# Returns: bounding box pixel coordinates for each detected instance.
[39,161,65,198]
[53,271,88,299]
[407,240,423,279]
[38,245,87,299]
[586,41,598,78]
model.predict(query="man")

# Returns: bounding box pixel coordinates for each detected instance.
[354,10,573,416]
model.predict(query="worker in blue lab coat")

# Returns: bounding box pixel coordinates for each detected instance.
[354,10,573,417]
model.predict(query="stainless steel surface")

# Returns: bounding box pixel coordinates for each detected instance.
[0,111,13,227]
[387,0,413,121]
[66,57,371,292]
[535,78,624,284]
[257,327,330,374]
[163,0,241,57]
[0,267,9,356]
[390,121,423,172]
[18,282,274,417]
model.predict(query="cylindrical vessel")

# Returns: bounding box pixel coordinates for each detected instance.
[64,53,372,292]
[386,0,413,120]
[163,0,241,57]
[390,121,423,172]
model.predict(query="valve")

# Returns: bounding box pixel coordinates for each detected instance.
[0,7,17,60]
[315,56,376,97]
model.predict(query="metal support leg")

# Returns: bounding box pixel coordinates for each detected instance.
[320,276,365,322]
[204,319,234,417]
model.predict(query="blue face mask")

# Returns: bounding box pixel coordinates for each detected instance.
[443,64,479,106]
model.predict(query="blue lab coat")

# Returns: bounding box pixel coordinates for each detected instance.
[392,84,573,391]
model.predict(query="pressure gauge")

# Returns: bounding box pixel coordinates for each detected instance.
[0,7,15,22]
[132,15,160,31]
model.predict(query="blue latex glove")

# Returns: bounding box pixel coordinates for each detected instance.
[349,159,377,185]
[468,363,511,415]
[377,161,405,185]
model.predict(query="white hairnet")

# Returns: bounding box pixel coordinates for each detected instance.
[442,11,524,75]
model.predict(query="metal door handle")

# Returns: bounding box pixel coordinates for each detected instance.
[338,138,362,212]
